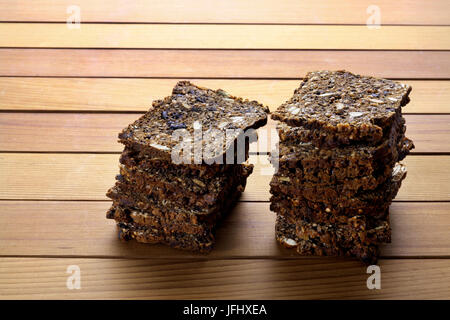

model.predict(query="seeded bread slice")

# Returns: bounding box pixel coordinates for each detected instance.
[271,70,411,147]
[273,136,412,185]
[275,214,389,265]
[108,204,217,236]
[270,163,407,209]
[107,163,252,215]
[117,222,215,253]
[118,162,249,196]
[272,112,412,189]
[118,81,269,163]
[113,179,244,253]
[270,193,391,220]
[270,157,407,198]
[120,146,234,180]
[107,167,249,218]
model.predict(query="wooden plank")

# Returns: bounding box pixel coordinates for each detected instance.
[2,24,449,50]
[0,113,138,153]
[402,115,450,153]
[0,154,448,201]
[0,49,448,79]
[1,78,449,113]
[0,257,449,299]
[0,113,448,153]
[0,0,449,25]
[0,153,119,201]
[0,201,448,258]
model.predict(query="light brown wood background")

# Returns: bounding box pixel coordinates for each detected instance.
[0,0,449,300]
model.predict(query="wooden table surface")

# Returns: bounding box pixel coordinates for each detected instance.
[0,1,449,299]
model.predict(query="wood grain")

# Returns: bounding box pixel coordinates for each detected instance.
[1,49,449,79]
[0,201,448,258]
[1,0,449,25]
[0,113,138,152]
[0,154,448,201]
[402,116,450,153]
[0,113,448,153]
[2,24,449,50]
[1,78,449,113]
[0,257,449,299]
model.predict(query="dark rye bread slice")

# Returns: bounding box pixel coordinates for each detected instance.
[107,164,252,215]
[117,222,215,253]
[295,216,391,263]
[107,193,218,226]
[274,109,404,150]
[271,165,393,195]
[294,213,391,245]
[107,174,245,231]
[270,164,407,210]
[272,116,413,186]
[274,112,410,172]
[110,202,220,234]
[118,162,249,195]
[118,81,269,164]
[271,70,411,147]
[108,164,253,213]
[108,204,216,236]
[270,148,409,197]
[120,146,234,180]
[271,187,391,228]
[113,178,244,252]
[273,135,412,183]
[272,133,410,194]
[270,193,391,221]
[276,108,406,149]
[275,214,389,265]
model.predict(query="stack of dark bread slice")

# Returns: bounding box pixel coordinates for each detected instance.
[106,81,269,252]
[270,70,414,264]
